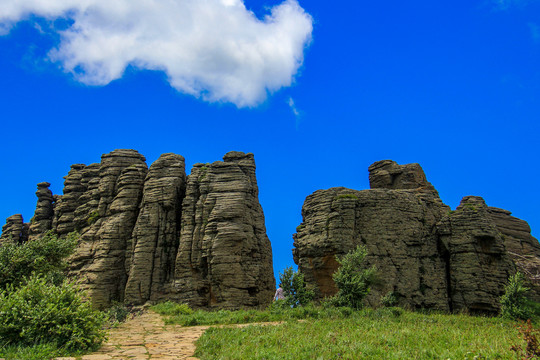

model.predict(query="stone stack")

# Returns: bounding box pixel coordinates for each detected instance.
[293,160,537,314]
[0,214,28,244]
[1,149,275,310]
[173,152,275,309]
[28,182,55,241]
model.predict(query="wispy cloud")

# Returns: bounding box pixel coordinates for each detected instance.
[0,0,313,107]
[288,97,301,117]
[287,96,303,128]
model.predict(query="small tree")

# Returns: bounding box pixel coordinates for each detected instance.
[279,267,314,307]
[500,272,531,320]
[331,245,377,309]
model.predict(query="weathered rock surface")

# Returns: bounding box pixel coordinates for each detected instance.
[124,153,186,305]
[68,150,149,308]
[1,149,275,310]
[294,160,536,313]
[173,152,275,309]
[0,214,28,244]
[488,207,540,299]
[28,182,55,241]
[437,196,515,312]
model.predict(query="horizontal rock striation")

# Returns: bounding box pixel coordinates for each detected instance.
[1,150,275,310]
[294,160,536,314]
[0,214,28,244]
[173,152,275,309]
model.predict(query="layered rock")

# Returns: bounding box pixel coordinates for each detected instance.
[1,149,275,310]
[0,214,28,244]
[294,160,536,313]
[488,207,540,298]
[124,153,186,305]
[66,150,149,308]
[173,152,275,309]
[28,182,55,241]
[437,196,514,312]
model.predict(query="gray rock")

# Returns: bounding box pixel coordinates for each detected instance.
[2,149,275,310]
[124,153,186,305]
[28,182,55,241]
[1,214,28,244]
[294,161,536,314]
[173,152,275,309]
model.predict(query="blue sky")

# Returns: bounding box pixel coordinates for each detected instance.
[0,0,539,281]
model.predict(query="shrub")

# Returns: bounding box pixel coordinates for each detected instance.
[381,291,398,307]
[105,302,133,325]
[500,272,531,320]
[0,275,107,351]
[331,245,377,309]
[279,267,314,308]
[0,231,78,289]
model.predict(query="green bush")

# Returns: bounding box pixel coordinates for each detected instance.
[330,245,377,309]
[500,272,531,320]
[381,291,398,307]
[0,275,107,351]
[279,266,314,308]
[0,231,78,289]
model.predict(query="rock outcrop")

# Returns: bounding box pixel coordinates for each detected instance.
[293,160,537,314]
[0,214,28,244]
[1,150,275,310]
[28,182,55,241]
[173,152,275,308]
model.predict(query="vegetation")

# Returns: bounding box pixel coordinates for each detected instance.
[330,245,377,309]
[279,266,314,308]
[0,232,109,359]
[500,272,532,320]
[0,231,78,289]
[381,291,398,307]
[0,275,107,351]
[151,302,333,326]
[87,210,100,225]
[335,194,359,200]
[191,307,520,359]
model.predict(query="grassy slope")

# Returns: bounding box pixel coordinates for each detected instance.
[152,303,523,360]
[195,311,517,359]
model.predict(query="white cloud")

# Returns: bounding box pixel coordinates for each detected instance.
[288,96,300,117]
[0,0,313,107]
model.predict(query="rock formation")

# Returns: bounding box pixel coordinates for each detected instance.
[0,214,28,244]
[28,182,55,241]
[1,150,275,310]
[293,160,539,314]
[173,152,275,308]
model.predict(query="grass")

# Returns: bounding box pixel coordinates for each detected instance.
[194,310,518,359]
[151,301,331,326]
[152,302,526,359]
[0,343,85,360]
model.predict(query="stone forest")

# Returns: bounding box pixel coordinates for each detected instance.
[2,150,539,315]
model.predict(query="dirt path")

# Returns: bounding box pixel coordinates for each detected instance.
[56,311,210,360]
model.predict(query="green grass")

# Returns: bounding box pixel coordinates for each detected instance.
[152,302,527,359]
[151,301,332,326]
[193,309,519,359]
[0,343,83,360]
